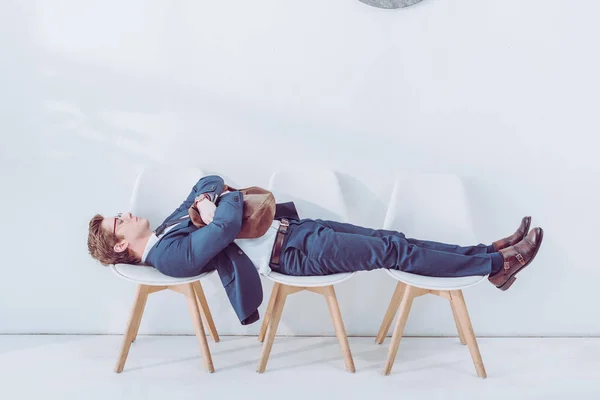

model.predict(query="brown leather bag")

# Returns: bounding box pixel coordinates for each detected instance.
[188,184,276,239]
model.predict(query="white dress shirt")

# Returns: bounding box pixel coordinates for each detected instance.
[234,220,280,276]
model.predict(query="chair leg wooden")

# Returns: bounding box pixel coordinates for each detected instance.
[115,284,150,373]
[192,281,219,343]
[376,282,405,344]
[321,286,355,373]
[383,285,416,376]
[450,298,467,345]
[257,284,289,373]
[183,283,215,373]
[131,286,169,343]
[258,282,281,343]
[449,290,487,378]
[130,288,149,344]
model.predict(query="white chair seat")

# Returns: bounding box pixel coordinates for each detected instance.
[385,269,487,291]
[111,264,215,286]
[265,271,354,287]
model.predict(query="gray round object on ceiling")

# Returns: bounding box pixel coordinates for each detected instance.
[359,0,424,9]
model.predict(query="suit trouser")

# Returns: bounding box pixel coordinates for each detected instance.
[278,219,493,278]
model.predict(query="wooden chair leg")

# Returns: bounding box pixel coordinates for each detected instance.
[184,283,215,373]
[192,281,220,343]
[130,288,148,344]
[130,286,167,344]
[449,290,487,378]
[115,284,149,373]
[258,282,281,343]
[376,282,405,344]
[383,285,416,376]
[450,298,467,345]
[257,284,288,373]
[322,286,355,373]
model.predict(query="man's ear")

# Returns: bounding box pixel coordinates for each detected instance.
[114,239,129,253]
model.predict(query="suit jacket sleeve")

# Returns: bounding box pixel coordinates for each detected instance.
[184,191,243,270]
[154,191,243,278]
[161,175,225,224]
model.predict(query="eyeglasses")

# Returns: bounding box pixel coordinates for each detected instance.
[113,213,123,235]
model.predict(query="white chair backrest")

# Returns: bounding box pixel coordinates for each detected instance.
[268,169,349,222]
[383,173,476,245]
[129,165,206,230]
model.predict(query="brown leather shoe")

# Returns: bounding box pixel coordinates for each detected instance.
[492,216,531,251]
[489,227,543,291]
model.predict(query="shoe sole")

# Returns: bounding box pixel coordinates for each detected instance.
[512,216,531,246]
[523,217,531,238]
[497,227,544,291]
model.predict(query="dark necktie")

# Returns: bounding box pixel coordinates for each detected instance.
[154,215,190,236]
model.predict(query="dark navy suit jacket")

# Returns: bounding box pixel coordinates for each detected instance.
[145,175,263,325]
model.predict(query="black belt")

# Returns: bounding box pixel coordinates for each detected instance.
[269,218,289,271]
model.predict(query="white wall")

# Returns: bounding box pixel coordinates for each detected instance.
[1,0,599,336]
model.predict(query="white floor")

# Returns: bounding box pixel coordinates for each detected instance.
[1,335,598,400]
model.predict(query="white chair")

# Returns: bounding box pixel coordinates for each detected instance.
[256,169,356,373]
[111,166,219,374]
[376,173,488,378]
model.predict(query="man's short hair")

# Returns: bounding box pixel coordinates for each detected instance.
[87,214,140,266]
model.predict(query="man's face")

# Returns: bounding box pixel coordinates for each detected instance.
[101,212,151,251]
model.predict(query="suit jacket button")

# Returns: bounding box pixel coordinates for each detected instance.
[238,250,243,255]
